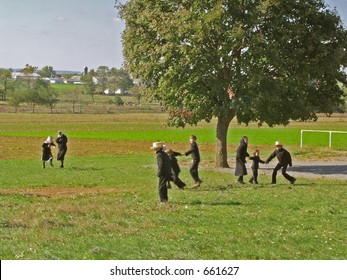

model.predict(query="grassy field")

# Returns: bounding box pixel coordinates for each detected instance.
[0,112,346,260]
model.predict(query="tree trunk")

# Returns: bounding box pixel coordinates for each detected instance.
[215,113,235,168]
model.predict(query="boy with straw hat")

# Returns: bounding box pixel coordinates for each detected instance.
[150,142,171,203]
[265,141,296,185]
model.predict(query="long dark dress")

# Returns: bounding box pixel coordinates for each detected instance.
[56,134,68,160]
[234,140,249,176]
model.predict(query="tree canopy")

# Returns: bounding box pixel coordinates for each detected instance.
[117,0,347,166]
[38,66,56,78]
[0,68,13,100]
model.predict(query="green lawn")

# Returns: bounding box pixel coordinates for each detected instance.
[0,113,346,260]
[1,112,346,148]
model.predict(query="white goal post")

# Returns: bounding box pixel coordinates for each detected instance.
[300,130,347,148]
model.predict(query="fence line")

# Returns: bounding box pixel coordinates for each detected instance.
[300,130,347,148]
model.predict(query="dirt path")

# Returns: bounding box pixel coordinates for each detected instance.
[214,160,347,181]
[256,161,347,181]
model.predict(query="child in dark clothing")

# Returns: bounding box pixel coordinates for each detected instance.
[265,141,296,185]
[185,135,202,188]
[165,148,186,189]
[41,136,55,168]
[249,149,265,184]
[150,142,171,203]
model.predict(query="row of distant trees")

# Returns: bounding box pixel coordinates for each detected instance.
[0,64,145,112]
[0,65,59,113]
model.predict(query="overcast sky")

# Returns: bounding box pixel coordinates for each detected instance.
[0,0,346,72]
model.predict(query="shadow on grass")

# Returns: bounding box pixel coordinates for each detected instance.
[181,182,318,191]
[69,166,103,171]
[176,200,242,206]
[207,201,242,206]
[181,185,234,192]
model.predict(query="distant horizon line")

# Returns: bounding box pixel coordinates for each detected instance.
[4,68,82,74]
[2,66,124,73]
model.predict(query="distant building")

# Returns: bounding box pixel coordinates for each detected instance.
[104,89,114,95]
[65,75,82,84]
[42,76,64,84]
[49,77,64,84]
[11,72,40,81]
[103,88,126,95]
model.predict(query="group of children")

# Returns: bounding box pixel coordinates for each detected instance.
[150,135,202,203]
[235,136,296,185]
[41,130,68,168]
[42,130,296,203]
[152,135,297,203]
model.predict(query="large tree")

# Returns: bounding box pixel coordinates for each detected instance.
[117,0,347,167]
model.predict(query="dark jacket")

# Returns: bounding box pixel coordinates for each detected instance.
[168,153,181,175]
[185,142,200,162]
[266,148,292,166]
[56,134,68,148]
[156,150,171,178]
[249,156,265,169]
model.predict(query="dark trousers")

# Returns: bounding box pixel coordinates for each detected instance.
[171,174,186,189]
[250,168,259,183]
[190,160,200,182]
[272,163,294,183]
[158,176,168,202]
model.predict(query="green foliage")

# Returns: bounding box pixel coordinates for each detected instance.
[114,95,125,106]
[22,64,38,75]
[8,79,60,112]
[128,84,144,105]
[118,0,347,166]
[108,68,134,92]
[92,66,134,93]
[38,66,56,78]
[96,66,109,91]
[81,71,97,101]
[119,0,347,126]
[7,89,25,112]
[0,68,12,100]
